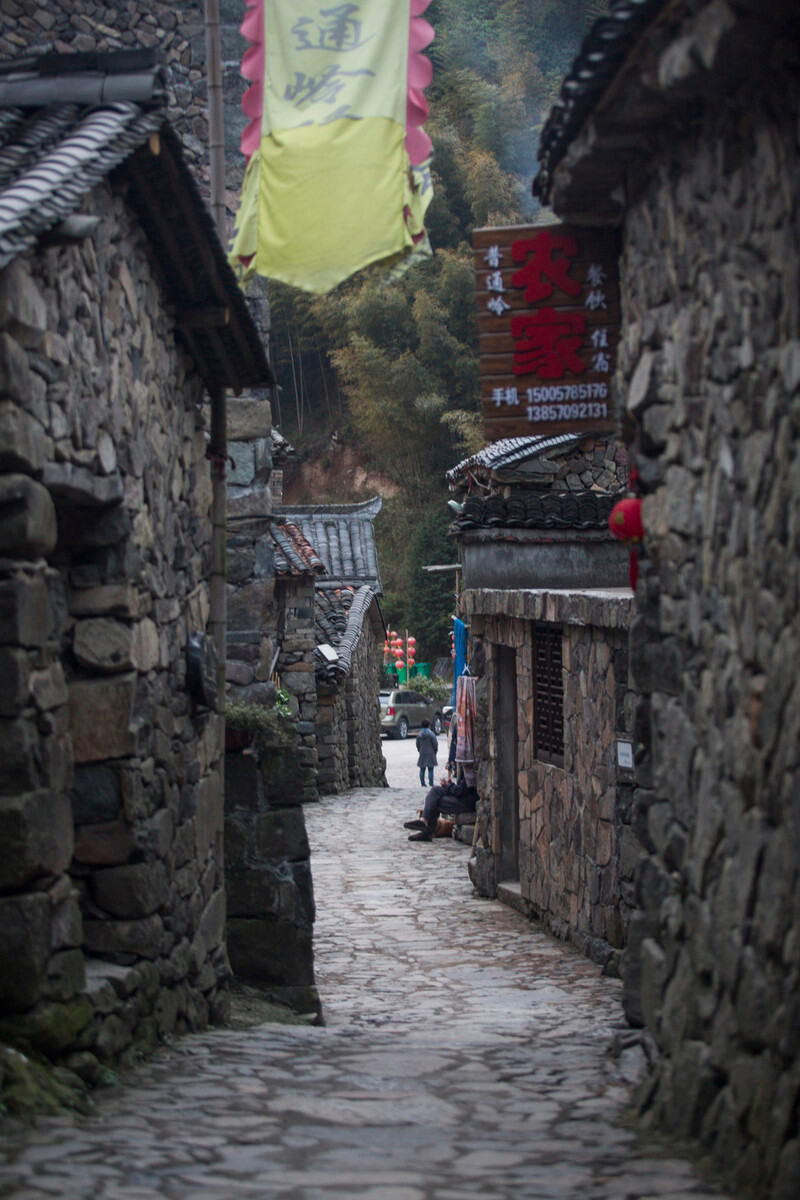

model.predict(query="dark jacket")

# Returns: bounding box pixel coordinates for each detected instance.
[416,727,438,768]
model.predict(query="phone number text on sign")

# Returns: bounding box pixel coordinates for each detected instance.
[528,402,609,422]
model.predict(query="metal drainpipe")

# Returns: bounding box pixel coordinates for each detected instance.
[208,386,227,724]
[205,0,228,727]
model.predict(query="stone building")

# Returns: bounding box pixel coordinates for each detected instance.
[276,499,387,797]
[0,52,270,1070]
[270,519,327,802]
[534,1,800,1194]
[447,434,640,969]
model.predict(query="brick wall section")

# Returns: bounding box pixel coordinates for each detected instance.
[464,589,640,971]
[0,182,227,1067]
[616,62,800,1196]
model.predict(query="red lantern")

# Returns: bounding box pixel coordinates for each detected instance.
[609,497,644,590]
[609,498,643,541]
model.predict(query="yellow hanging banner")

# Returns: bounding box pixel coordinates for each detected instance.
[231,0,434,294]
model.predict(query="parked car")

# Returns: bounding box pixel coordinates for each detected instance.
[379,689,443,739]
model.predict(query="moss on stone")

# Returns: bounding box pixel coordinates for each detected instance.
[0,997,92,1056]
[0,1045,92,1120]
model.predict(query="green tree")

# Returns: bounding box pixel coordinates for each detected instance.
[269,0,601,504]
[404,508,458,663]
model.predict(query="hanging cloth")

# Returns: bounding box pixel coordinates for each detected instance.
[450,616,468,708]
[455,674,476,764]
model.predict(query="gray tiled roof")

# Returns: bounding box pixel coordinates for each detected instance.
[446,434,581,484]
[0,50,271,392]
[314,584,376,680]
[0,100,163,268]
[533,0,669,201]
[277,497,383,595]
[271,522,326,577]
[452,490,617,532]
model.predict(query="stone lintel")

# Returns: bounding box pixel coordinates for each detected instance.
[461,587,633,629]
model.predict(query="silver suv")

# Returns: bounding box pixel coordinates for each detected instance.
[379,689,443,740]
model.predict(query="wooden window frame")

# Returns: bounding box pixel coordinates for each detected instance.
[532,623,564,767]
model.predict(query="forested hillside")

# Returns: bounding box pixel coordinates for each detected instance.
[272,0,603,660]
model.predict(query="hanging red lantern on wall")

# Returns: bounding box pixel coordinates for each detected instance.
[609,497,644,590]
[609,497,643,541]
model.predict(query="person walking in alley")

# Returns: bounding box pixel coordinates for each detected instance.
[416,718,438,788]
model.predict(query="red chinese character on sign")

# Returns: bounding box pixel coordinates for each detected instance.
[510,310,587,379]
[511,231,582,302]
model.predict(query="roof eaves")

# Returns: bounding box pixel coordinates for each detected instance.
[446,434,583,484]
[533,0,671,205]
[0,101,164,271]
[314,584,374,679]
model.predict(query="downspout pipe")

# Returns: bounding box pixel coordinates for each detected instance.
[208,385,227,721]
[205,0,227,727]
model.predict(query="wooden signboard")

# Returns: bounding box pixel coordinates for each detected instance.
[473,223,620,441]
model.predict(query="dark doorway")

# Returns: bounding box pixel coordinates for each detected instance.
[496,645,519,883]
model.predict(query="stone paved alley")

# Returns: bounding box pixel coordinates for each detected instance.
[0,784,728,1200]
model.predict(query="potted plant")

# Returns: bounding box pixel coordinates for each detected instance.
[224,697,289,752]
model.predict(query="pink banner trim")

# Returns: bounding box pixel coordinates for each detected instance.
[239,1,434,168]
[407,0,434,165]
[240,0,265,163]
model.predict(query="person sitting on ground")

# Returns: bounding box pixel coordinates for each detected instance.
[415,718,438,788]
[405,771,478,842]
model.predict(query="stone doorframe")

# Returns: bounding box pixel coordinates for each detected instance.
[495,642,520,885]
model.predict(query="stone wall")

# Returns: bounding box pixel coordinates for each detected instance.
[224,739,320,1018]
[491,433,628,492]
[0,182,228,1071]
[225,403,279,718]
[616,60,800,1198]
[275,577,319,803]
[464,589,639,971]
[344,610,387,790]
[316,612,386,796]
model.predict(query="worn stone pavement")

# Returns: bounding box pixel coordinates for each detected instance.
[0,785,728,1200]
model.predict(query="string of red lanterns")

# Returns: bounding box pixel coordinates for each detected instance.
[382,628,417,682]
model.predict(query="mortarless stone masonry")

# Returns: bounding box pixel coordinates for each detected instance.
[0,180,229,1069]
[544,3,800,1193]
[463,588,639,971]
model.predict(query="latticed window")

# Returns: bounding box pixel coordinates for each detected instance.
[533,624,564,765]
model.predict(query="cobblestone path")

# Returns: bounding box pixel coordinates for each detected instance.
[0,786,727,1200]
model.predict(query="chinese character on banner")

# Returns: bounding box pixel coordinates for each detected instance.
[230,0,435,293]
[511,230,582,302]
[485,245,501,268]
[292,5,374,52]
[510,310,587,379]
